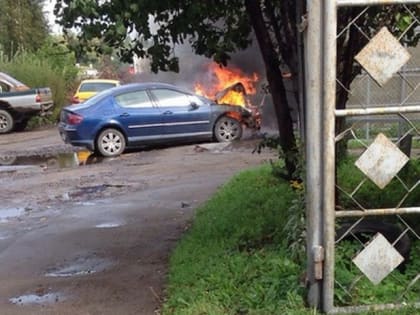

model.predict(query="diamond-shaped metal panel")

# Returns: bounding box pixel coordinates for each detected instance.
[353,233,404,285]
[355,133,409,189]
[355,27,411,86]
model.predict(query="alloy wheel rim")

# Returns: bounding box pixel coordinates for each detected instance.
[0,115,8,130]
[218,120,238,141]
[101,132,122,154]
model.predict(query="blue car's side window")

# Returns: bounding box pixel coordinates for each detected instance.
[151,89,191,108]
[115,90,153,108]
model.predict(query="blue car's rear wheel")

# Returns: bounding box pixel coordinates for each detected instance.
[96,128,126,157]
[214,116,242,142]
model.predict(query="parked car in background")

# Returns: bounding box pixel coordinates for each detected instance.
[59,82,255,157]
[0,72,54,133]
[71,79,120,104]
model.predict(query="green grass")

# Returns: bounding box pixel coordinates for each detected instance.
[337,157,420,210]
[162,165,313,315]
[163,162,420,315]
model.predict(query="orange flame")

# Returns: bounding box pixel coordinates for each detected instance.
[194,62,259,106]
[218,90,246,107]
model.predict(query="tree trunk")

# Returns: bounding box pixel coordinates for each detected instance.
[245,0,297,179]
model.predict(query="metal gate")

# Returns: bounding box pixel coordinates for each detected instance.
[305,0,420,313]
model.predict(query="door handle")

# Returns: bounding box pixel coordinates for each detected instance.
[162,110,173,115]
[119,113,130,117]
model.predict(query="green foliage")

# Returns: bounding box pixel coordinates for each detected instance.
[163,166,313,315]
[54,0,252,70]
[337,157,420,209]
[163,160,420,314]
[0,0,48,59]
[0,39,79,125]
[35,37,79,86]
[335,240,420,308]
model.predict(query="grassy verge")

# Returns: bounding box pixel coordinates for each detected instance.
[162,165,312,315]
[163,161,420,314]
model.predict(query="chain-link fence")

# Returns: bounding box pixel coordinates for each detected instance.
[348,48,420,143]
[305,1,420,313]
[332,4,419,313]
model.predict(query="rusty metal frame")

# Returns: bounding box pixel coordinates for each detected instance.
[305,0,420,313]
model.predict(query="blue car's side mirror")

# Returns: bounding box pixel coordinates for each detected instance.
[189,102,199,110]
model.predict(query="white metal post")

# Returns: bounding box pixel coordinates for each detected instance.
[305,0,323,308]
[322,0,338,312]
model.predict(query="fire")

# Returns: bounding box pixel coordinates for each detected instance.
[194,62,259,107]
[218,90,246,107]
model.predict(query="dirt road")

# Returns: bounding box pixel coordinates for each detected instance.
[0,127,274,315]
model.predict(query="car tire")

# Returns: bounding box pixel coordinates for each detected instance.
[214,116,242,142]
[0,109,14,134]
[96,128,126,157]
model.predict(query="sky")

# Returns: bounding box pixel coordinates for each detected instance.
[43,0,61,34]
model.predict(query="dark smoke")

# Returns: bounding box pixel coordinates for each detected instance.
[129,42,281,131]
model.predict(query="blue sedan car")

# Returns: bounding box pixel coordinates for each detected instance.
[59,82,253,157]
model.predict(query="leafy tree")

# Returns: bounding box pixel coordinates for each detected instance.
[35,35,79,85]
[0,0,49,59]
[54,1,420,179]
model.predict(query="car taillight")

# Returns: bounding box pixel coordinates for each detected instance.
[35,94,41,102]
[67,113,83,125]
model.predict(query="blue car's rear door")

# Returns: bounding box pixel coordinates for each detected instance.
[113,89,163,143]
[149,88,212,140]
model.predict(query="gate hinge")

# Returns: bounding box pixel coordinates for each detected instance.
[313,245,325,280]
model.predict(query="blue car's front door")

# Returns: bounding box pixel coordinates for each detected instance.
[113,89,163,144]
[149,88,212,140]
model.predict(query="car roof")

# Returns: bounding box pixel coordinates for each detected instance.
[100,82,192,96]
[69,82,197,110]
[80,79,120,84]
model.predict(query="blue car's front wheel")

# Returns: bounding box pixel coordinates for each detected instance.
[214,116,242,142]
[96,128,126,157]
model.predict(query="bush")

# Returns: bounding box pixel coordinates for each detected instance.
[0,39,78,127]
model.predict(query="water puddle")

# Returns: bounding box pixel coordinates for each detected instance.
[10,292,64,305]
[0,207,25,222]
[0,232,10,240]
[95,221,125,228]
[75,201,97,206]
[0,151,103,170]
[45,255,114,277]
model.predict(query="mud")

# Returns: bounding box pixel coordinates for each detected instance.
[0,127,274,315]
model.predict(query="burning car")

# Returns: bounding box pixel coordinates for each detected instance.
[194,63,262,131]
[58,82,254,157]
[214,82,261,130]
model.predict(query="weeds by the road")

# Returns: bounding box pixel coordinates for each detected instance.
[163,162,420,315]
[162,165,311,315]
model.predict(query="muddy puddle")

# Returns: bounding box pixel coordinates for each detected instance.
[45,255,114,277]
[0,231,11,240]
[0,151,103,169]
[95,221,125,228]
[0,207,25,222]
[10,292,64,306]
